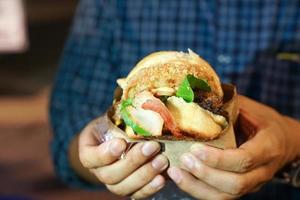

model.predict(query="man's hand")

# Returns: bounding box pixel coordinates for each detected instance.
[78,121,169,199]
[167,95,300,200]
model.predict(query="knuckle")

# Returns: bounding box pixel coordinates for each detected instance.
[79,151,92,168]
[176,176,193,192]
[270,146,284,160]
[231,177,248,196]
[141,166,156,181]
[262,168,274,182]
[96,169,117,184]
[126,154,140,168]
[239,152,254,172]
[106,185,127,197]
[213,152,223,168]
[131,189,150,200]
[176,181,188,192]
[127,145,145,166]
[94,169,106,183]
[195,162,206,179]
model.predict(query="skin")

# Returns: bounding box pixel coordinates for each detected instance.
[69,121,169,199]
[70,95,300,199]
[167,95,300,200]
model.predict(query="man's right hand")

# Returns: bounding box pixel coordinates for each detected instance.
[78,121,169,199]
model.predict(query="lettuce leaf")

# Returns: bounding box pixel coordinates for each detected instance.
[120,99,151,136]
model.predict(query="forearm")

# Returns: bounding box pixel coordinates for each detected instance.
[68,135,100,184]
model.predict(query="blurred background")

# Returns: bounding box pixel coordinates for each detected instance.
[0,0,122,199]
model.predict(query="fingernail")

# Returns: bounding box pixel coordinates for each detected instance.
[180,153,195,169]
[142,142,159,156]
[109,140,125,156]
[152,155,168,170]
[150,176,164,188]
[167,167,182,184]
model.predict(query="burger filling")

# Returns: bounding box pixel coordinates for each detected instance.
[118,74,228,139]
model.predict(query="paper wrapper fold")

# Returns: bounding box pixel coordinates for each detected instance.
[93,84,238,166]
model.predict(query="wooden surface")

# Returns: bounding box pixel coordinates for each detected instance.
[0,90,126,200]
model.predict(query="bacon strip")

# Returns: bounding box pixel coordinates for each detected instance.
[142,98,183,137]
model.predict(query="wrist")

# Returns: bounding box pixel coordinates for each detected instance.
[274,116,300,187]
[283,116,300,159]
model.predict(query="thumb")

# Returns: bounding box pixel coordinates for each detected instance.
[235,98,275,166]
[235,98,269,149]
[237,95,271,134]
[238,95,275,118]
[238,95,263,115]
[238,108,265,139]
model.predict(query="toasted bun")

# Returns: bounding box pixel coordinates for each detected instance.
[119,49,223,99]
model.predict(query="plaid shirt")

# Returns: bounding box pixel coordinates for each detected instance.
[50,0,300,197]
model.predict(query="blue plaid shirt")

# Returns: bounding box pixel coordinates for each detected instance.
[50,0,300,197]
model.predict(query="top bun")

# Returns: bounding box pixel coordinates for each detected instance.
[118,49,223,100]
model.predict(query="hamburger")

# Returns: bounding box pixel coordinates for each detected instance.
[111,49,233,142]
[97,49,238,166]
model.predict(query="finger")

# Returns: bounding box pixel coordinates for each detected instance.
[180,153,272,196]
[190,143,254,173]
[190,122,275,173]
[190,143,260,173]
[130,175,165,199]
[94,141,161,184]
[167,167,235,200]
[79,138,127,169]
[79,122,100,146]
[238,96,272,139]
[238,95,276,118]
[106,155,168,196]
[238,95,279,131]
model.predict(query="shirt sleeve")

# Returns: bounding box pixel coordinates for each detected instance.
[50,0,119,188]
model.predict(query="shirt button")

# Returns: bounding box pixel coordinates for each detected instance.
[217,54,231,64]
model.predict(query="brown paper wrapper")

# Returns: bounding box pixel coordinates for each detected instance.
[93,84,238,166]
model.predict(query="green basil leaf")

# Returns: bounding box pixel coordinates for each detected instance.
[120,98,133,110]
[120,99,151,136]
[176,74,211,102]
[176,78,194,102]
